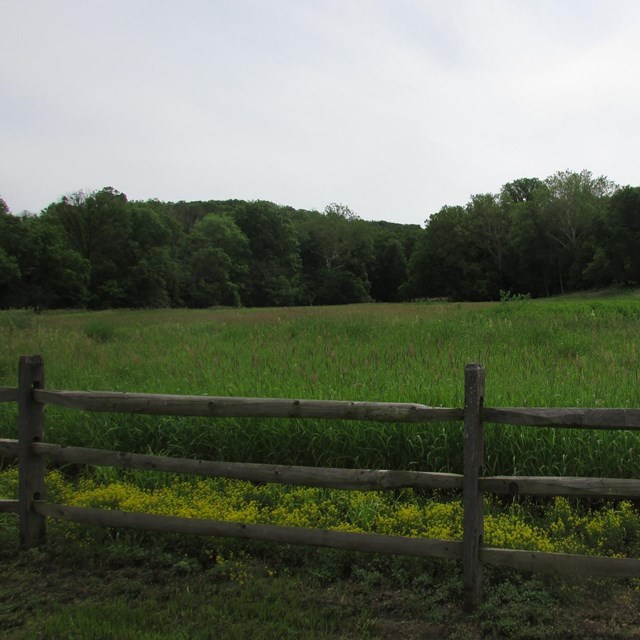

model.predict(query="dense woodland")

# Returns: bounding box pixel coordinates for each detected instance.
[1,169,639,310]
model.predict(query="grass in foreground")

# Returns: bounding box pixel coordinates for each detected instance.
[1,514,640,640]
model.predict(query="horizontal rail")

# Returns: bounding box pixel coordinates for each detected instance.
[31,390,640,430]
[30,502,640,577]
[10,439,639,498]
[8,438,639,498]
[33,442,464,491]
[33,389,464,422]
[33,501,463,560]
[0,499,19,514]
[0,387,18,403]
[0,438,19,458]
[480,475,640,498]
[484,407,640,430]
[481,546,640,578]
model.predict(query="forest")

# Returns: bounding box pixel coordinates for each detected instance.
[1,168,639,310]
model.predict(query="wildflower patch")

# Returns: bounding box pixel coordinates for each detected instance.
[1,468,638,558]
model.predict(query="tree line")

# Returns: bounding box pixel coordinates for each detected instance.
[1,169,639,310]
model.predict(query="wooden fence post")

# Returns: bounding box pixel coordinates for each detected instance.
[463,363,485,612]
[18,355,46,549]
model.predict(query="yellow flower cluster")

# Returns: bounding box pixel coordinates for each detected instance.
[544,497,638,556]
[484,514,555,553]
[0,468,638,558]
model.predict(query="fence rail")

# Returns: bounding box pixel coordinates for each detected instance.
[0,387,18,403]
[0,499,18,514]
[484,407,640,429]
[1,355,640,612]
[4,437,639,498]
[32,388,464,422]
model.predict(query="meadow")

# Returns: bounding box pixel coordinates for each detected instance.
[1,294,640,477]
[2,295,640,638]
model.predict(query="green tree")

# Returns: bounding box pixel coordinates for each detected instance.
[0,200,23,307]
[538,170,616,291]
[466,193,513,296]
[500,177,542,204]
[504,189,556,296]
[183,214,250,307]
[297,205,373,305]
[542,170,615,251]
[0,246,21,306]
[126,201,184,307]
[0,208,89,310]
[369,237,408,302]
[498,178,558,297]
[42,187,133,308]
[605,186,640,284]
[406,205,485,300]
[22,217,90,310]
[233,201,302,307]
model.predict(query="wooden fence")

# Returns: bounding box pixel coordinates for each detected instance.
[1,355,640,611]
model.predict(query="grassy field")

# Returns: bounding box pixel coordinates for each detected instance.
[2,294,640,638]
[2,294,640,476]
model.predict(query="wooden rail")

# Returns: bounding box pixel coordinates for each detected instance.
[0,387,18,403]
[32,389,463,422]
[484,407,640,430]
[1,355,639,612]
[4,438,640,498]
[0,500,19,514]
[33,501,464,560]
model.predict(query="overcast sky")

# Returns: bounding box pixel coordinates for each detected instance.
[1,1,639,225]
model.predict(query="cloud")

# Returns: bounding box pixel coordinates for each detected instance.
[1,0,639,223]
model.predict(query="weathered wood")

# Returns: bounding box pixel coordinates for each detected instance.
[0,438,19,458]
[0,387,18,403]
[483,407,640,430]
[32,442,465,491]
[10,357,640,601]
[482,546,640,578]
[18,355,46,549]
[33,501,464,560]
[33,389,464,423]
[463,363,485,612]
[0,500,19,514]
[20,434,640,498]
[480,475,640,498]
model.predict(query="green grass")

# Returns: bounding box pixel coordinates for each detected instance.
[3,297,640,637]
[1,297,640,476]
[1,514,639,639]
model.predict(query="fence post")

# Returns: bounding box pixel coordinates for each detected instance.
[18,355,46,549]
[462,363,485,612]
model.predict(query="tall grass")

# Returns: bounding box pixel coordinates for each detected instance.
[1,297,639,476]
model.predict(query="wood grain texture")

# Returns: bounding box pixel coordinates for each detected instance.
[463,363,485,612]
[0,500,19,514]
[482,546,640,578]
[483,407,640,430]
[33,501,464,560]
[0,438,19,458]
[0,387,18,403]
[480,475,640,498]
[18,355,46,549]
[32,442,465,491]
[33,389,464,423]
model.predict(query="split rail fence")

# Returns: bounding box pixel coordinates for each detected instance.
[1,355,640,611]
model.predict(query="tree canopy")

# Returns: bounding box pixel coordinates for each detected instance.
[1,169,638,310]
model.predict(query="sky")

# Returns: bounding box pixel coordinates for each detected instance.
[1,0,639,226]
